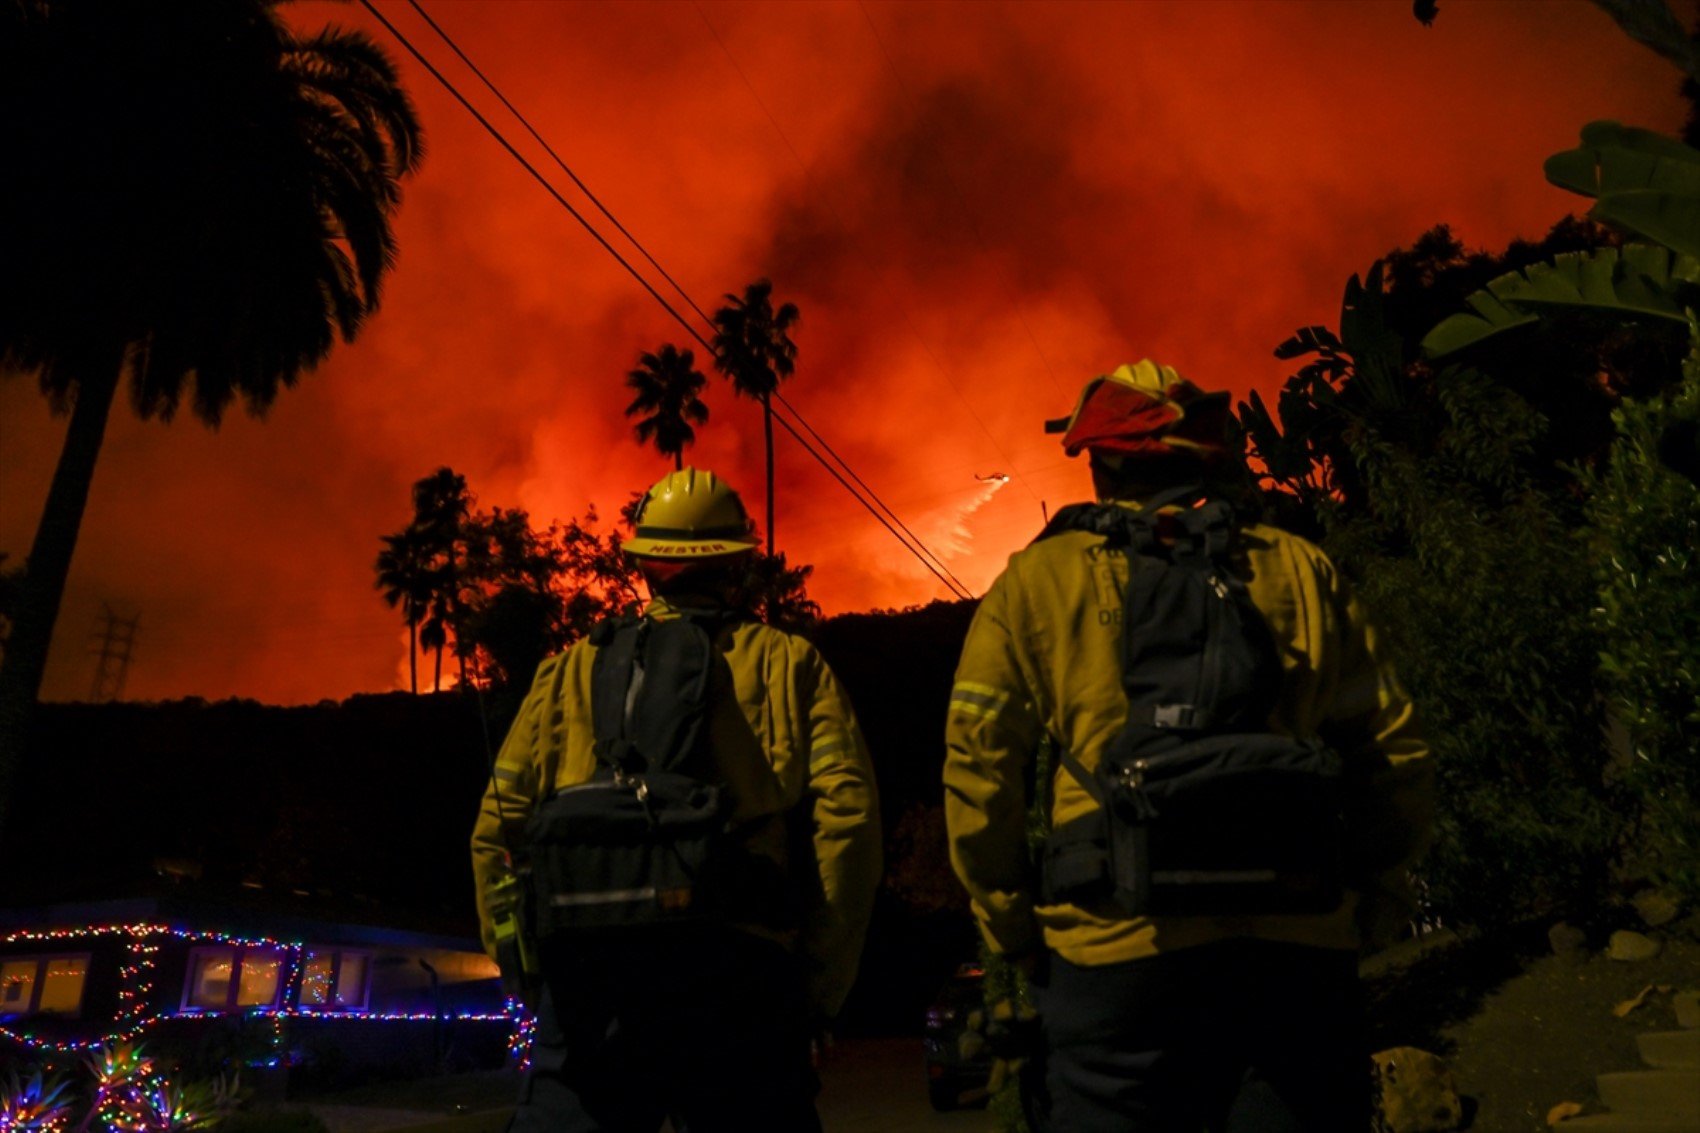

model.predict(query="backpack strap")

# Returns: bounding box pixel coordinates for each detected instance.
[1169,497,1236,562]
[589,616,646,776]
[1034,484,1213,550]
[1053,743,1108,807]
[588,609,737,780]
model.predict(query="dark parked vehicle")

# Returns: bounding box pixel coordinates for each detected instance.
[921,962,993,1111]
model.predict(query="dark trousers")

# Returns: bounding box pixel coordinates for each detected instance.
[1025,939,1369,1133]
[507,926,821,1133]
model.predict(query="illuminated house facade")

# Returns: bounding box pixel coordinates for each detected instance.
[0,899,524,1079]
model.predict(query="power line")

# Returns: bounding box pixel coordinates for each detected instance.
[361,0,975,600]
[772,389,972,594]
[692,0,1047,518]
[400,0,716,330]
[356,0,705,348]
[400,0,971,598]
[763,399,972,598]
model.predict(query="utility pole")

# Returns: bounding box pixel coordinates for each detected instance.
[88,603,139,703]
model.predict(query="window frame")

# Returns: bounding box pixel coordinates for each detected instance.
[295,947,372,1013]
[179,944,287,1013]
[0,952,93,1019]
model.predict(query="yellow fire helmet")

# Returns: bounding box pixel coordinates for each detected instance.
[623,467,759,559]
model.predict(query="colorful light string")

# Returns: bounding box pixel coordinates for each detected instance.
[1,924,521,1064]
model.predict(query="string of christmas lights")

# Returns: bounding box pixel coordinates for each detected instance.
[0,924,521,1061]
[504,997,536,1071]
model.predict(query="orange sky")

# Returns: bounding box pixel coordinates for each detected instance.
[0,0,1688,704]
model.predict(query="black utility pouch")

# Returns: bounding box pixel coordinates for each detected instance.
[1099,734,1347,916]
[527,772,729,936]
[1040,809,1114,906]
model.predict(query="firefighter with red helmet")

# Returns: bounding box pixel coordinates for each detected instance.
[945,361,1432,1130]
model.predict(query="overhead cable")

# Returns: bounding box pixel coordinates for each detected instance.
[692,0,1046,516]
[357,0,975,600]
[401,0,716,330]
[399,0,969,597]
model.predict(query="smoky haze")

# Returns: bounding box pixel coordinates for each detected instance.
[0,0,1684,703]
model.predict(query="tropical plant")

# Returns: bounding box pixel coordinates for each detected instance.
[0,1065,73,1133]
[1241,254,1625,928]
[76,1042,242,1133]
[374,527,434,695]
[1586,325,1700,898]
[0,553,21,654]
[624,345,709,470]
[1,1044,243,1133]
[0,0,423,837]
[740,552,822,633]
[1423,119,1700,898]
[712,279,800,554]
[1422,243,1696,356]
[410,468,473,690]
[1546,120,1700,256]
[374,468,473,694]
[453,505,643,688]
[1423,123,1700,358]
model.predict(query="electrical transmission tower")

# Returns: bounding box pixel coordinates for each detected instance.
[88,603,139,703]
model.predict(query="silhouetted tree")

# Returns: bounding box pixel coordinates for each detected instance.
[411,467,472,690]
[625,344,709,470]
[0,0,423,836]
[712,279,799,555]
[1234,221,1687,927]
[741,552,822,634]
[1422,119,1700,899]
[0,554,18,652]
[456,505,643,687]
[374,528,434,695]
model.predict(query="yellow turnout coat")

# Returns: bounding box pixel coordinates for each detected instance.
[944,509,1432,967]
[472,597,882,1017]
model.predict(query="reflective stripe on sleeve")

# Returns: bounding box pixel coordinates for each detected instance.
[949,681,1009,721]
[492,764,526,784]
[809,734,849,770]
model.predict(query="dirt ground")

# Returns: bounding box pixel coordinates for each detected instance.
[1365,915,1700,1133]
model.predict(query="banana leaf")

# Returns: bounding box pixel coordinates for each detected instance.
[1591,190,1700,262]
[1544,121,1700,257]
[1421,244,1697,357]
[1274,325,1343,360]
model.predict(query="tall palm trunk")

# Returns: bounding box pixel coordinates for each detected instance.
[433,639,444,692]
[0,351,123,837]
[408,619,419,694]
[762,392,775,555]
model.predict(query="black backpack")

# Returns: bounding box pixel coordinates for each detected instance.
[1038,488,1346,917]
[524,612,737,937]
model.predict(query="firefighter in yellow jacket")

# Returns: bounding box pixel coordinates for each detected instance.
[473,467,881,1133]
[945,362,1432,1131]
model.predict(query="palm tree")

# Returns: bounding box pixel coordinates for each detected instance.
[375,529,434,695]
[410,468,472,688]
[712,280,799,553]
[0,0,424,835]
[625,344,710,470]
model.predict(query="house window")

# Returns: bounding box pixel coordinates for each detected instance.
[0,954,90,1018]
[298,949,371,1011]
[182,946,285,1012]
